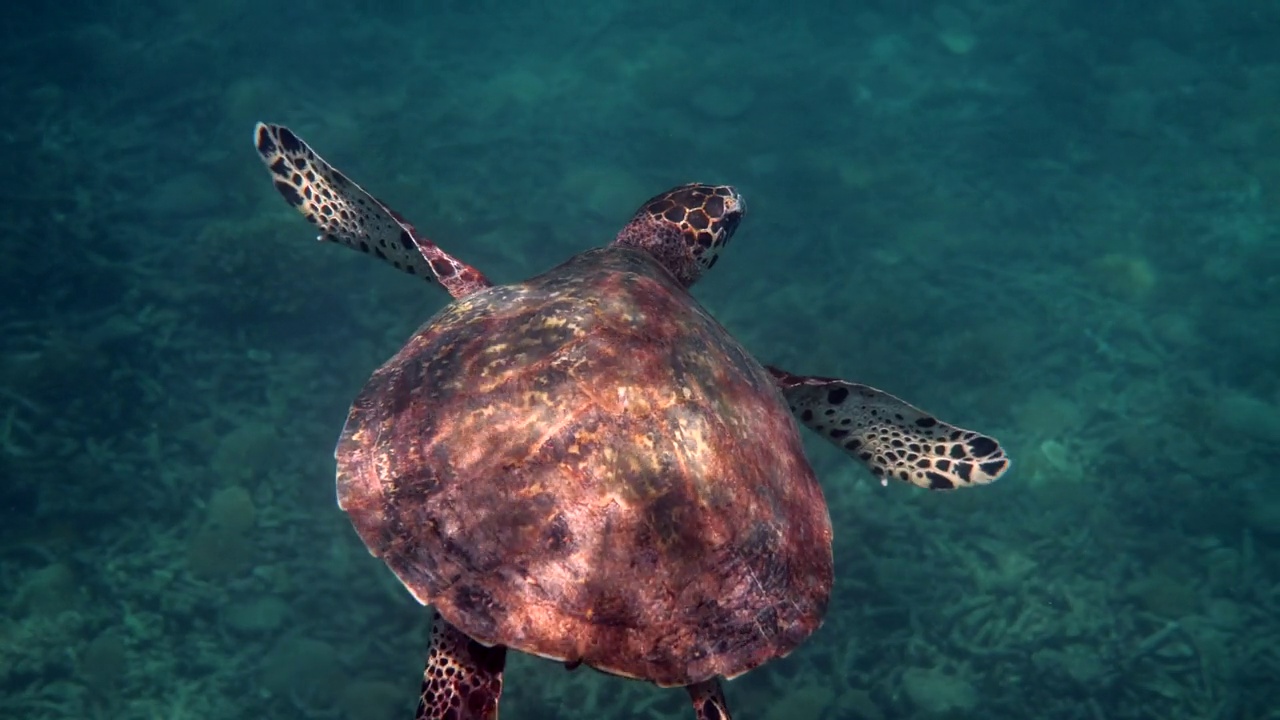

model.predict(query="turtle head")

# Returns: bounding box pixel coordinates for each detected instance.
[612,183,744,288]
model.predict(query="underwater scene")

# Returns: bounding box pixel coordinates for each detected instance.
[1,1,1277,718]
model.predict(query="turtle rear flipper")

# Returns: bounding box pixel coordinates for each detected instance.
[768,367,1009,490]
[253,123,491,298]
[417,612,506,720]
[687,679,733,719]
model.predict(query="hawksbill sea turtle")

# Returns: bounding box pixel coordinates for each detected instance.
[252,122,1009,720]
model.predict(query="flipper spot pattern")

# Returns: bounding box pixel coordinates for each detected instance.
[254,122,490,298]
[769,367,1010,490]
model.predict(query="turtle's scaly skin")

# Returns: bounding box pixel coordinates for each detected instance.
[337,245,833,687]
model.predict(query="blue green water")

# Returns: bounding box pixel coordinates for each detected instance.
[2,1,1277,718]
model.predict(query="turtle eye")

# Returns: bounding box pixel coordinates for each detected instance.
[712,206,742,244]
[693,187,742,271]
[701,187,744,245]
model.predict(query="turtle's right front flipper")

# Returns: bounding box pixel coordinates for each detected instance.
[253,122,491,298]
[768,366,1010,490]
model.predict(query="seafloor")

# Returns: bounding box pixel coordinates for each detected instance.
[1,1,1277,719]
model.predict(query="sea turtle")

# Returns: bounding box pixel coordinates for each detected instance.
[253,122,1010,720]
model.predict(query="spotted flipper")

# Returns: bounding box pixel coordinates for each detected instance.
[768,367,1009,490]
[687,679,733,720]
[417,612,507,720]
[253,122,491,299]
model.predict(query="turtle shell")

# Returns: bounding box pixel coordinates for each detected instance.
[336,245,833,687]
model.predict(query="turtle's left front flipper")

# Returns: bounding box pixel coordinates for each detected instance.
[253,122,491,298]
[768,367,1009,490]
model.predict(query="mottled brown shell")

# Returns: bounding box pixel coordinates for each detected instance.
[336,246,833,687]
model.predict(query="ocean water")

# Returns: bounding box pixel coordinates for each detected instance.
[2,1,1277,719]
